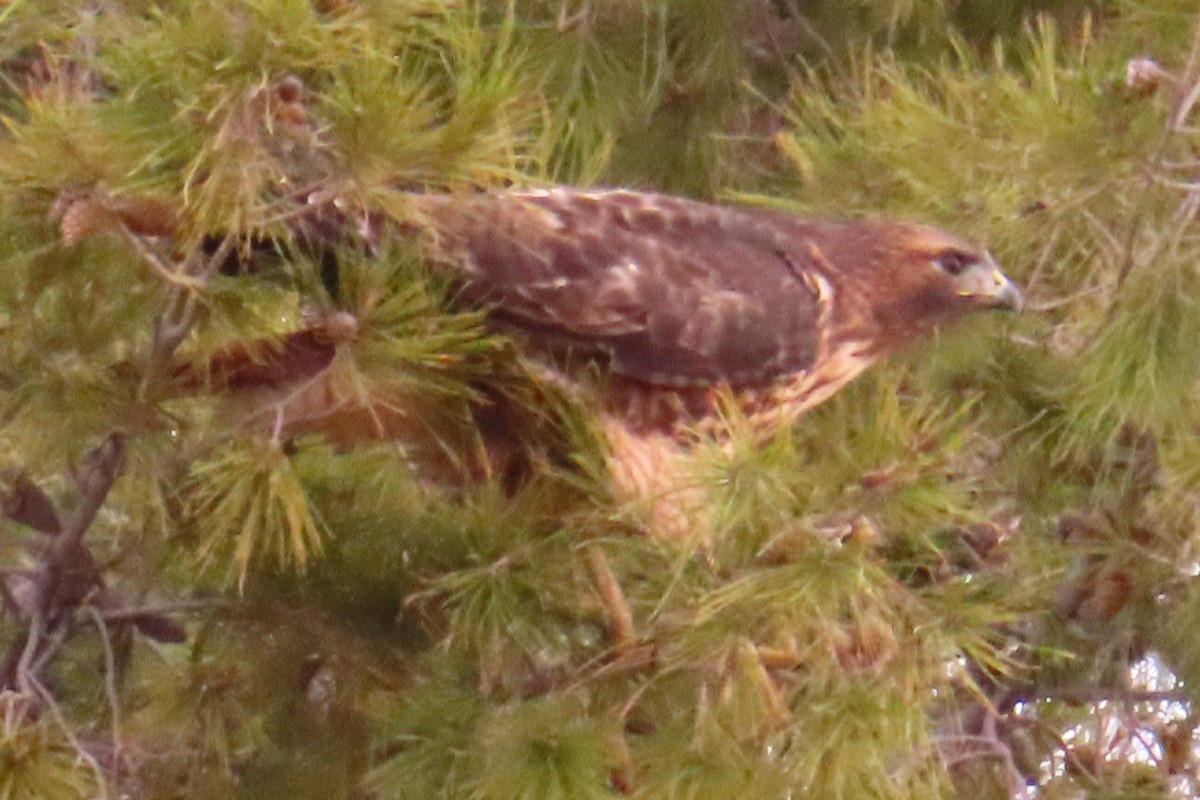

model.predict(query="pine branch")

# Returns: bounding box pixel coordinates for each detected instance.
[61,431,123,547]
[1020,687,1194,706]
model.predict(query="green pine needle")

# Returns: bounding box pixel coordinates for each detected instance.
[0,694,100,800]
[187,437,326,588]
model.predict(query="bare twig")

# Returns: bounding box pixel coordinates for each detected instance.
[1025,686,1193,706]
[98,599,221,622]
[149,290,199,367]
[1170,19,1200,130]
[83,607,124,768]
[117,225,205,291]
[28,621,72,677]
[142,232,238,394]
[1017,222,1062,299]
[27,674,110,800]
[14,611,44,696]
[2,434,124,692]
[937,732,1032,800]
[62,432,124,545]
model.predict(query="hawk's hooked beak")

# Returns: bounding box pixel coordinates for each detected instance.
[959,257,1023,312]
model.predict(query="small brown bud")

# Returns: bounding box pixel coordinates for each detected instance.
[56,195,112,245]
[51,189,179,245]
[859,465,894,489]
[1059,567,1135,622]
[830,615,897,674]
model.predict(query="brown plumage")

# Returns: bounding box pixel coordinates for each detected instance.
[412,189,1020,429]
[188,188,1021,534]
[405,188,1021,532]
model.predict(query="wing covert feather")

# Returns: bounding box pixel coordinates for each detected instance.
[417,190,827,386]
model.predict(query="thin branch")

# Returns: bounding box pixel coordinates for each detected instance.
[1106,207,1145,300]
[143,232,236,393]
[987,713,1033,800]
[83,607,124,769]
[117,225,205,290]
[28,621,72,677]
[2,433,125,692]
[14,611,44,696]
[193,229,237,282]
[1017,222,1062,299]
[62,432,124,545]
[1170,19,1200,130]
[27,674,110,800]
[149,291,198,367]
[98,600,221,622]
[936,729,1031,800]
[1021,687,1193,706]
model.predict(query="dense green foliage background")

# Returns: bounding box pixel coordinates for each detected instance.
[2,1,1200,798]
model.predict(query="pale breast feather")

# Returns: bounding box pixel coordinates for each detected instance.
[425,190,830,387]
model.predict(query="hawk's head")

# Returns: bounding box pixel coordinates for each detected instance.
[821,221,1021,343]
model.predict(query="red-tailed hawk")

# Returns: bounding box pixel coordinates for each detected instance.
[410,189,1019,529]
[190,188,1021,534]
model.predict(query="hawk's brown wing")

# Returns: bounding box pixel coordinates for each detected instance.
[414,190,827,387]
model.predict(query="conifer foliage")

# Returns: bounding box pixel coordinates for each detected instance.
[1,1,1200,798]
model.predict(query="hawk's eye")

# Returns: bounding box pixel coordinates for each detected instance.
[934,249,976,277]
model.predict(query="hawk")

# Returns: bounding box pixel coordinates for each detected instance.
[407,188,1020,529]
[192,188,1021,534]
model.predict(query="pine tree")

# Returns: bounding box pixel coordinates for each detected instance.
[1,1,1199,799]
